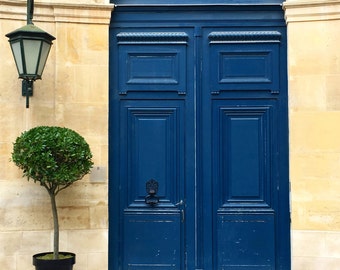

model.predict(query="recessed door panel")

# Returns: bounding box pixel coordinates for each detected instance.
[211,100,278,269]
[212,102,274,209]
[208,31,281,94]
[124,213,181,269]
[121,102,184,207]
[117,32,189,95]
[217,213,275,270]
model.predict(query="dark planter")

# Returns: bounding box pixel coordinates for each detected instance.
[33,252,76,270]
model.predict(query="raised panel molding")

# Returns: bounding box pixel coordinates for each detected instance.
[208,31,281,43]
[213,103,274,210]
[208,42,280,94]
[117,32,189,95]
[117,32,189,44]
[126,52,180,85]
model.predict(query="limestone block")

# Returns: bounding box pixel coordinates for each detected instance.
[21,231,51,254]
[292,200,340,230]
[324,232,340,257]
[59,206,90,230]
[293,257,340,270]
[56,182,90,207]
[0,144,22,180]
[290,153,340,180]
[2,206,52,231]
[0,255,16,270]
[288,75,327,111]
[16,254,34,270]
[290,111,340,152]
[90,205,108,229]
[55,103,108,139]
[73,253,87,270]
[289,74,340,111]
[87,252,108,270]
[288,20,340,76]
[326,74,340,110]
[292,230,340,270]
[66,229,108,253]
[0,232,21,255]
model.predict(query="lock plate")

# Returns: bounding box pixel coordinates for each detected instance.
[145,179,159,205]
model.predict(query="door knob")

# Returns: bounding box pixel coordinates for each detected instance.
[145,179,159,205]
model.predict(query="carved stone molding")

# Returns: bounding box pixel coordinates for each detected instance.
[0,0,114,24]
[283,0,340,22]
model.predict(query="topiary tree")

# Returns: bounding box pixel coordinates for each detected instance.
[12,126,93,260]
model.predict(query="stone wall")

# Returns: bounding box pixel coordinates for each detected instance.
[0,1,113,269]
[284,0,340,269]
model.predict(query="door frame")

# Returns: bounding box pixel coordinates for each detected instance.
[109,4,290,270]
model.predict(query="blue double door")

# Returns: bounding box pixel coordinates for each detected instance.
[109,6,290,270]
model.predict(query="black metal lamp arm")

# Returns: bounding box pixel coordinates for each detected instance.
[27,0,34,24]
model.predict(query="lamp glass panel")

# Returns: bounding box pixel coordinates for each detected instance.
[23,39,41,75]
[11,41,24,74]
[37,41,51,76]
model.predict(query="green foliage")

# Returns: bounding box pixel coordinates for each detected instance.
[12,126,93,195]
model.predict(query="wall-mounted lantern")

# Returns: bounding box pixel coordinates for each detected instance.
[5,0,55,108]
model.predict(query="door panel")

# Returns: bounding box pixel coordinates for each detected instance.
[211,100,278,269]
[124,213,181,269]
[120,100,186,269]
[217,213,275,269]
[116,32,189,95]
[212,102,275,208]
[120,101,185,207]
[207,31,281,94]
[202,27,285,269]
[112,27,195,270]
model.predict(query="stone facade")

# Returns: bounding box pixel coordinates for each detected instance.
[1,0,340,269]
[284,0,340,268]
[0,1,113,270]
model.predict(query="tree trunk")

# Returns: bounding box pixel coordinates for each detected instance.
[48,191,59,259]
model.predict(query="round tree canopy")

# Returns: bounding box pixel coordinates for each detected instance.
[12,126,93,192]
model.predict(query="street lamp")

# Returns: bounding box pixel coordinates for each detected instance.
[5,0,55,108]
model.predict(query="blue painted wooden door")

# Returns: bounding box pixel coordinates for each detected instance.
[109,5,290,270]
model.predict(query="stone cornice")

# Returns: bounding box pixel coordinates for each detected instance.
[0,0,114,24]
[283,0,340,22]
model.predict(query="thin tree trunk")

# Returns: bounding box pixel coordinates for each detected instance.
[49,191,59,259]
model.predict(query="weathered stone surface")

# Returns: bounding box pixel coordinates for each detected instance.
[0,1,112,270]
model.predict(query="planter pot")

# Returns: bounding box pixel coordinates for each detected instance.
[33,252,76,270]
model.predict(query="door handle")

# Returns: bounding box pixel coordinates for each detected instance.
[145,179,159,205]
[175,200,184,206]
[175,199,185,223]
